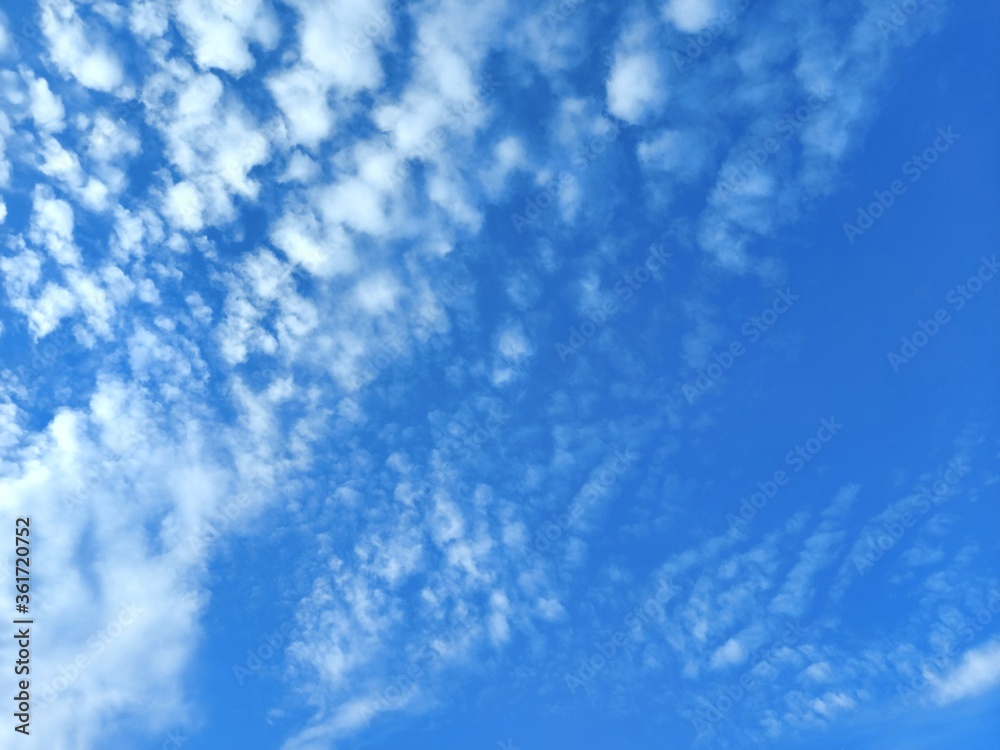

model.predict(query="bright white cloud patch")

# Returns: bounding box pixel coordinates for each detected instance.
[663,0,719,33]
[607,50,664,123]
[40,0,125,92]
[174,0,279,76]
[23,68,65,132]
[933,640,1000,705]
[163,180,205,232]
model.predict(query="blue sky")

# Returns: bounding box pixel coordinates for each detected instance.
[0,1,998,749]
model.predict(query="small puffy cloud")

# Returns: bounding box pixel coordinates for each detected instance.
[279,151,320,184]
[710,637,746,668]
[497,324,531,361]
[267,66,336,149]
[287,0,389,93]
[129,0,169,38]
[315,177,389,235]
[29,185,80,266]
[270,205,357,278]
[0,15,10,56]
[352,273,402,315]
[933,639,1000,705]
[86,113,141,163]
[142,65,272,228]
[802,661,832,682]
[488,590,512,645]
[607,50,664,123]
[481,135,527,197]
[663,0,719,33]
[174,0,280,76]
[29,281,77,337]
[40,0,125,92]
[492,322,532,386]
[37,135,111,211]
[637,129,710,181]
[163,181,205,232]
[809,691,856,718]
[23,68,65,132]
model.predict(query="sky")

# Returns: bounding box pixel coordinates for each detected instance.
[0,1,998,749]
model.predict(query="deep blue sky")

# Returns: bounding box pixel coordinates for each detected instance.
[0,1,997,749]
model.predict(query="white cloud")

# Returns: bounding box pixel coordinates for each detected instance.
[352,273,402,315]
[488,590,512,645]
[279,150,320,183]
[802,661,832,682]
[0,110,10,187]
[480,135,526,197]
[40,0,125,92]
[315,176,391,235]
[142,64,270,229]
[809,691,856,718]
[497,324,530,360]
[287,0,390,92]
[662,0,719,33]
[427,168,484,230]
[29,281,77,337]
[0,376,264,749]
[29,185,80,266]
[270,204,357,278]
[163,181,205,232]
[710,637,746,668]
[174,0,279,76]
[266,66,337,148]
[0,14,11,57]
[0,1,968,747]
[37,135,111,211]
[933,639,1000,705]
[86,113,141,163]
[607,50,664,123]
[129,0,169,38]
[23,68,65,132]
